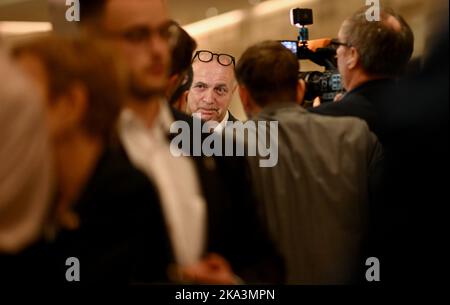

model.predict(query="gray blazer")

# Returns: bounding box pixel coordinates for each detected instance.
[245,102,383,284]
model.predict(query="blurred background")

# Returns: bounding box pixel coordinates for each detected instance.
[0,0,447,119]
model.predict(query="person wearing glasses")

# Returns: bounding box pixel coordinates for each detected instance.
[236,41,383,284]
[310,7,414,139]
[187,50,239,132]
[79,0,283,285]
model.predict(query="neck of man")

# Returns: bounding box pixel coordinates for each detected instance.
[251,96,297,116]
[346,69,389,92]
[127,95,162,129]
[53,132,104,229]
[247,101,263,117]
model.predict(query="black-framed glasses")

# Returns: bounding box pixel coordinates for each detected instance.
[192,50,235,67]
[329,38,352,49]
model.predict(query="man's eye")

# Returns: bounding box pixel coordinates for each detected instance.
[124,29,149,43]
[216,87,228,95]
[159,24,177,40]
[195,84,207,89]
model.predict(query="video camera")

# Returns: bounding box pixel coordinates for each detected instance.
[280,8,343,103]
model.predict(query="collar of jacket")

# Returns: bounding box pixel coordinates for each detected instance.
[347,78,395,95]
[256,101,306,119]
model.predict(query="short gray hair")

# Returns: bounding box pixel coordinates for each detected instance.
[341,7,414,78]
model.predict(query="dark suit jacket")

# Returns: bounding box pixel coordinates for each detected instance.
[309,79,397,141]
[366,24,449,283]
[171,108,284,283]
[228,111,239,122]
[0,147,172,285]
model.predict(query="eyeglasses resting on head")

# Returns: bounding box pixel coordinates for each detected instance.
[192,50,235,67]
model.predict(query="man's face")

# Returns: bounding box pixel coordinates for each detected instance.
[187,60,236,122]
[336,24,352,91]
[102,0,172,98]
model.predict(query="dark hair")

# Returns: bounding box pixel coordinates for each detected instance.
[342,7,414,77]
[169,65,193,105]
[235,40,299,106]
[169,21,197,76]
[13,35,124,141]
[79,0,107,27]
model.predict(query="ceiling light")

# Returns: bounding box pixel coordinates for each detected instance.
[0,21,52,36]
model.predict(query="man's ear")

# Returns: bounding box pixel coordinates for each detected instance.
[52,83,88,135]
[231,82,238,94]
[238,85,249,107]
[296,79,306,105]
[174,90,189,112]
[238,85,252,115]
[166,74,181,98]
[347,47,360,70]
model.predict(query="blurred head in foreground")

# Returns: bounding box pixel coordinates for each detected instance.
[13,35,123,229]
[0,50,53,253]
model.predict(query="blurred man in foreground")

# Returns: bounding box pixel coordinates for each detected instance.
[79,0,283,284]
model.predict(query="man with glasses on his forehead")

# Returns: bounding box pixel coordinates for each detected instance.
[188,50,239,132]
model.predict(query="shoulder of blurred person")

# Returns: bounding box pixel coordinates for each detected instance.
[58,145,173,284]
[0,145,172,285]
[252,101,382,189]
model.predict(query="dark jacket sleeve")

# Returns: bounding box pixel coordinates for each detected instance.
[207,155,286,284]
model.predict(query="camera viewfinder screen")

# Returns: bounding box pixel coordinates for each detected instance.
[280,40,298,55]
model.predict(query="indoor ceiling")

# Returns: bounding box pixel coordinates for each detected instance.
[0,0,269,24]
[0,0,49,21]
[167,0,269,25]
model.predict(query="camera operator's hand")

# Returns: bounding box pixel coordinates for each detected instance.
[313,97,322,107]
[334,93,345,102]
[312,93,345,107]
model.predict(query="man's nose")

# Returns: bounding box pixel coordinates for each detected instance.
[146,34,169,56]
[202,89,215,105]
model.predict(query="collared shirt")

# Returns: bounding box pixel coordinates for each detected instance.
[118,101,207,266]
[193,110,230,133]
[214,111,230,133]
